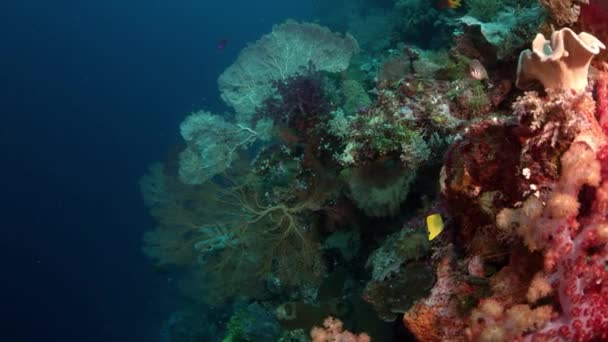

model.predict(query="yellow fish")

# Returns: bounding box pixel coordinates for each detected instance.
[437,0,462,9]
[426,213,444,241]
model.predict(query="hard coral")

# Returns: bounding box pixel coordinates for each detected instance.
[516,28,605,91]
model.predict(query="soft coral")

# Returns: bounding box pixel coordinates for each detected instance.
[260,65,330,142]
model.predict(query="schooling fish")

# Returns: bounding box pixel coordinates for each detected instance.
[437,0,462,9]
[217,38,228,51]
[426,213,444,241]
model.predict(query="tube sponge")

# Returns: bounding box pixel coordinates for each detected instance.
[516,28,605,91]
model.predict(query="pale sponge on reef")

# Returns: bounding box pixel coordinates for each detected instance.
[516,28,605,91]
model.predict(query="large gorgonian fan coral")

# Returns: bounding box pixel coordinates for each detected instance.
[218,20,359,118]
[141,165,326,304]
[176,110,271,185]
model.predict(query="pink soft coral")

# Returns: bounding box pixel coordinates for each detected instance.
[310,317,371,342]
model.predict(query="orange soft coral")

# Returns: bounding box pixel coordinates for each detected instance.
[310,317,371,342]
[465,299,553,341]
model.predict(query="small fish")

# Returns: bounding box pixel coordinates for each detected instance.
[217,38,228,51]
[426,213,444,241]
[469,59,489,81]
[437,0,462,9]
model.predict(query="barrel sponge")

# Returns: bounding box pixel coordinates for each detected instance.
[516,28,605,91]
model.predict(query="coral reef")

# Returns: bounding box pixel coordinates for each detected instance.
[141,3,608,339]
[405,30,608,341]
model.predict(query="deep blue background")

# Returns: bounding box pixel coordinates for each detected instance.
[1,1,312,340]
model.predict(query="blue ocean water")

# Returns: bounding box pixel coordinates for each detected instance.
[2,1,313,340]
[5,0,601,340]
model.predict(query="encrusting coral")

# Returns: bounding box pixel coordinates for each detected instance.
[516,28,605,91]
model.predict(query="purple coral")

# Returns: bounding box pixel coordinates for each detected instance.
[260,66,331,139]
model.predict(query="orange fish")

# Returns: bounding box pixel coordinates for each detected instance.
[437,0,462,9]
